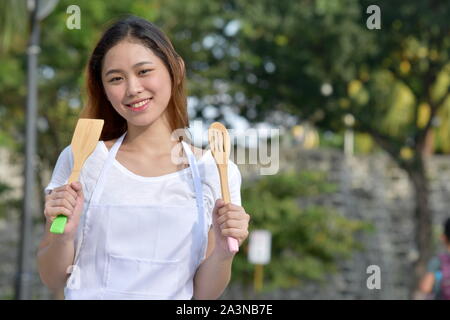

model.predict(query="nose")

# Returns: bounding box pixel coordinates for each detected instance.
[126,75,143,96]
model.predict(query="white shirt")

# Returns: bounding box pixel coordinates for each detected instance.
[44,141,242,231]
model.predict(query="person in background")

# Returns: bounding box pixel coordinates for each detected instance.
[419,217,450,300]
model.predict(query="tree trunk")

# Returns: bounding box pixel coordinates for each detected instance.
[367,128,434,298]
[405,157,432,298]
[423,129,435,157]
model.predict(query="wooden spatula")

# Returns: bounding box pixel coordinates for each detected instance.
[50,118,104,234]
[208,122,239,253]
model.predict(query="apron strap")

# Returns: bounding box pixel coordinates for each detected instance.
[181,140,208,262]
[181,141,204,212]
[90,131,127,205]
[72,131,127,268]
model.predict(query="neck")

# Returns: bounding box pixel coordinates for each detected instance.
[123,115,180,156]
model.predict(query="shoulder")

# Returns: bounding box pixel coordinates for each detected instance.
[200,154,242,206]
[44,145,73,195]
[200,148,241,182]
[56,145,73,166]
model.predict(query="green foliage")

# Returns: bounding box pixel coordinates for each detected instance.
[318,130,377,154]
[157,0,450,162]
[0,0,27,55]
[232,170,371,292]
[0,180,19,220]
[0,0,448,175]
[0,0,171,208]
[319,131,344,150]
[354,133,376,154]
[0,0,447,295]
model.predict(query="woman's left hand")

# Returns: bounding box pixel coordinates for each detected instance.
[212,199,250,257]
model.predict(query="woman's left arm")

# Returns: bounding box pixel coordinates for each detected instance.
[193,200,250,300]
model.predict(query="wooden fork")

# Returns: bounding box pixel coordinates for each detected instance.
[208,122,239,253]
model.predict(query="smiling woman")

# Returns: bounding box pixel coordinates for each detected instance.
[37,15,250,301]
[101,41,171,122]
[81,17,187,142]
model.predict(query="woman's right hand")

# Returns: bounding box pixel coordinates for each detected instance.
[44,182,84,241]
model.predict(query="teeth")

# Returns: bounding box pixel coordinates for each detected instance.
[129,99,150,108]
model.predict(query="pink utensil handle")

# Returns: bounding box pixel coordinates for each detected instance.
[228,236,239,253]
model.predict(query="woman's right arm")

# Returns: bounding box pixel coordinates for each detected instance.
[37,182,84,292]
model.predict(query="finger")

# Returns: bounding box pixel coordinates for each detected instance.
[71,182,84,197]
[217,203,240,212]
[53,206,73,217]
[54,184,78,200]
[52,189,77,207]
[226,203,242,211]
[218,205,244,217]
[65,184,79,199]
[216,202,230,214]
[51,185,64,193]
[45,193,52,202]
[44,206,73,222]
[221,228,249,241]
[51,190,77,207]
[52,184,71,193]
[212,199,225,218]
[215,199,225,208]
[216,211,246,225]
[49,196,76,210]
[220,219,246,230]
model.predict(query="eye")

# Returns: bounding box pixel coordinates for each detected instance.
[108,76,122,83]
[138,69,152,75]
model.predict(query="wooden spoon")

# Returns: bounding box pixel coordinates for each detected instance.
[208,122,239,253]
[50,118,104,234]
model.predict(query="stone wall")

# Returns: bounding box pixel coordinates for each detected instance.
[224,145,449,300]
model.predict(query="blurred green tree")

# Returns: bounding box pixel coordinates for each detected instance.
[158,0,449,294]
[0,0,27,54]
[0,0,160,216]
[1,0,448,297]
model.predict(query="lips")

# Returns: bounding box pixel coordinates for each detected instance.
[125,97,153,112]
[125,97,153,108]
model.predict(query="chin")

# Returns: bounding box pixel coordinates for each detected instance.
[128,117,159,127]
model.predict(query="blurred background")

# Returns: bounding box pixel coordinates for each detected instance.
[0,0,449,299]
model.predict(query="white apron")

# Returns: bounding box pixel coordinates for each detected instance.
[64,132,209,299]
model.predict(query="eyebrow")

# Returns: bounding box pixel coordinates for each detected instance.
[104,61,154,77]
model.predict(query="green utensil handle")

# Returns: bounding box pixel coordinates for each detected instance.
[50,215,68,234]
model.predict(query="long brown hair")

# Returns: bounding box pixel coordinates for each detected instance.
[80,15,189,142]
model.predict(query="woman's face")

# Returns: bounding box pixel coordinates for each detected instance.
[101,40,172,127]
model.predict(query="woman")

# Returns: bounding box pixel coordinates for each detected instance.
[37,15,250,300]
